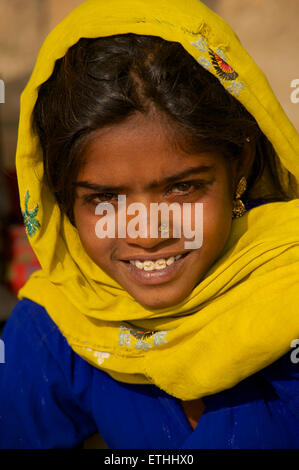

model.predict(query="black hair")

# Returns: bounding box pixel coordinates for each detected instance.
[33,33,296,223]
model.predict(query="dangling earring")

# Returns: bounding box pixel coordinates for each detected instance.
[232,176,247,218]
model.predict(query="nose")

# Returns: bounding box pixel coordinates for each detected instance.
[120,198,175,249]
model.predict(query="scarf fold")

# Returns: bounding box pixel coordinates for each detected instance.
[17,0,299,400]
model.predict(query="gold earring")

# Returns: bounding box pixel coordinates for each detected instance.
[232,176,247,218]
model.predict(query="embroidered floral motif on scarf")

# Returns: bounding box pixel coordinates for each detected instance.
[78,346,111,365]
[22,191,41,238]
[191,35,245,97]
[119,324,168,351]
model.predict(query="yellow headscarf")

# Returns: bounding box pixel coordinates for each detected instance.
[17,0,299,400]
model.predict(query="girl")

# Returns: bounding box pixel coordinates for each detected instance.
[0,0,299,449]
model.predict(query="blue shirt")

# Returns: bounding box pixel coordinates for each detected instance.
[0,298,298,449]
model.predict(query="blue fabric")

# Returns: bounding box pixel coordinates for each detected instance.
[0,298,299,449]
[244,199,267,210]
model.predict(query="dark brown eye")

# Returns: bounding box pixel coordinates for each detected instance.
[170,182,192,193]
[83,192,119,204]
[166,180,209,198]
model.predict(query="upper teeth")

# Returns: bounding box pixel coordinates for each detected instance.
[129,254,182,271]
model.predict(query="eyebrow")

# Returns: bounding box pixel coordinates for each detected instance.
[74,164,214,193]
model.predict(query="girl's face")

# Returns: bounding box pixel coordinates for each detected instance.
[73,113,238,310]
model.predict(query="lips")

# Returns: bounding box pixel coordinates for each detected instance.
[121,251,189,262]
[120,251,191,285]
[129,254,182,271]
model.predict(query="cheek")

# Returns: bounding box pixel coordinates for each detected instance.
[200,183,233,257]
[74,205,114,265]
[203,202,232,245]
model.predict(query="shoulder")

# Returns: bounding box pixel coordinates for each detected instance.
[3,298,68,363]
[1,298,95,398]
[190,351,299,449]
[0,298,98,448]
[4,297,60,339]
[259,348,299,409]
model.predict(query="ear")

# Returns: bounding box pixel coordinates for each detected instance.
[232,140,256,190]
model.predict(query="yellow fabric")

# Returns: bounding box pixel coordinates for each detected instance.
[16,0,299,400]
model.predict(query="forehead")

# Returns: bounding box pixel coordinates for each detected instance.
[78,113,222,185]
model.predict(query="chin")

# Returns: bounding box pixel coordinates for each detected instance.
[133,290,189,311]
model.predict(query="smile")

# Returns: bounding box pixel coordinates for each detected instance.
[129,254,183,271]
[121,252,191,285]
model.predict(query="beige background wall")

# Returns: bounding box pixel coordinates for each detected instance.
[0,0,298,169]
[216,0,299,138]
